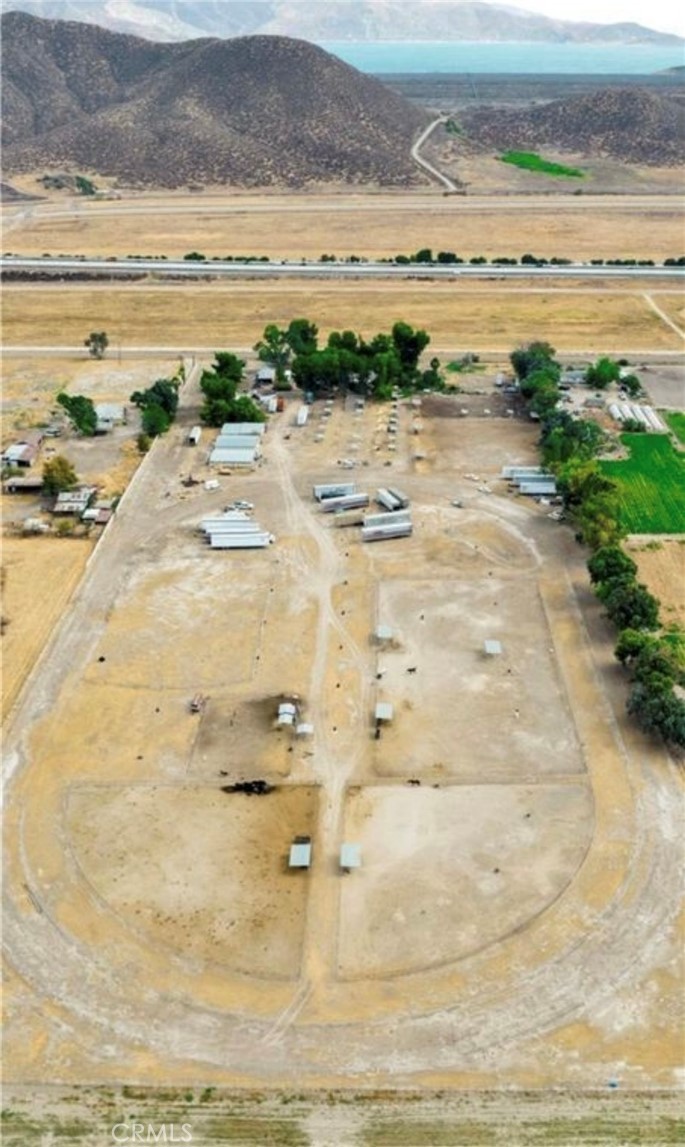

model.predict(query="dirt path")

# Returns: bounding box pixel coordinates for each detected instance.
[410,117,460,193]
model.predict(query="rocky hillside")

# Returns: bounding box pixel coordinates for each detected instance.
[1,12,428,187]
[460,88,685,167]
[1,1,682,44]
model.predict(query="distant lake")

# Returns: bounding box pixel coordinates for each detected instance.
[320,41,685,74]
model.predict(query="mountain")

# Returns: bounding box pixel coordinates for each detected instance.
[460,88,685,165]
[1,12,429,188]
[0,1,682,45]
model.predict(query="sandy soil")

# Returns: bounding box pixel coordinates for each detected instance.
[2,369,682,1100]
[2,281,682,352]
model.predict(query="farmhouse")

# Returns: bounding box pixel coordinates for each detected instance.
[2,439,40,467]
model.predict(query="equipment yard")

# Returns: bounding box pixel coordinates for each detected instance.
[3,364,683,1117]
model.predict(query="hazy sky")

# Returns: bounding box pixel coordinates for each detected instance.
[492,0,685,37]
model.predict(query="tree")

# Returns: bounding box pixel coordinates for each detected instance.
[43,455,77,495]
[391,321,430,379]
[286,318,318,357]
[621,374,641,398]
[585,357,621,389]
[131,378,179,418]
[588,546,637,587]
[627,682,685,747]
[84,331,109,359]
[615,628,654,666]
[141,404,171,437]
[510,341,559,382]
[199,355,265,427]
[254,324,291,382]
[212,352,245,382]
[603,581,660,632]
[57,392,97,436]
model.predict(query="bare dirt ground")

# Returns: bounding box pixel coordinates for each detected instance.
[2,363,682,1132]
[3,280,683,353]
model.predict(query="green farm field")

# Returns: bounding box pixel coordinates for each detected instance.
[601,434,685,534]
[665,412,685,446]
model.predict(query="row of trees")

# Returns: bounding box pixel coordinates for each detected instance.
[254,318,439,400]
[199,354,266,427]
[589,547,685,747]
[130,371,182,438]
[512,341,684,748]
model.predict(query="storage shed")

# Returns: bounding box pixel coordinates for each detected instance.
[484,640,503,656]
[289,839,312,868]
[340,844,361,872]
[375,702,393,723]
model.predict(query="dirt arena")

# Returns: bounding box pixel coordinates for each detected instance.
[3,363,682,1114]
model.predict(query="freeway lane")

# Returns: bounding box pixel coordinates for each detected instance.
[2,255,684,280]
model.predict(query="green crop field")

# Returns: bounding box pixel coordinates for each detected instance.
[600,433,685,534]
[499,151,585,178]
[665,411,685,446]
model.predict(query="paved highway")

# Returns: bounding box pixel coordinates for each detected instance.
[2,255,683,280]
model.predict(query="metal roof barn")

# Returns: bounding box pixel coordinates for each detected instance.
[364,509,411,529]
[209,533,271,548]
[313,483,356,501]
[289,841,312,868]
[501,466,544,478]
[518,481,557,495]
[320,493,369,513]
[376,488,402,511]
[208,447,257,467]
[340,844,361,870]
[214,435,261,451]
[362,522,413,542]
[220,423,266,436]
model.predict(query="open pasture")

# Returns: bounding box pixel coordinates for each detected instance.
[372,574,582,782]
[4,191,684,261]
[3,281,681,352]
[0,536,92,718]
[338,783,592,977]
[601,433,685,534]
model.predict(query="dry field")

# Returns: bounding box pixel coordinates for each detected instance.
[2,375,682,1105]
[1,535,92,718]
[3,280,682,352]
[3,190,684,260]
[627,538,685,625]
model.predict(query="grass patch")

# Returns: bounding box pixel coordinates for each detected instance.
[600,433,685,533]
[499,151,585,178]
[665,411,685,446]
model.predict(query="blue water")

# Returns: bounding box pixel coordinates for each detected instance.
[320,40,685,74]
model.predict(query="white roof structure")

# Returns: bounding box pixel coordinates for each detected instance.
[220,422,266,436]
[208,447,257,467]
[340,844,361,870]
[214,435,261,450]
[296,723,314,737]
[375,625,394,641]
[289,841,312,868]
[484,640,503,656]
[279,702,297,717]
[209,533,271,549]
[95,403,125,422]
[375,702,393,722]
